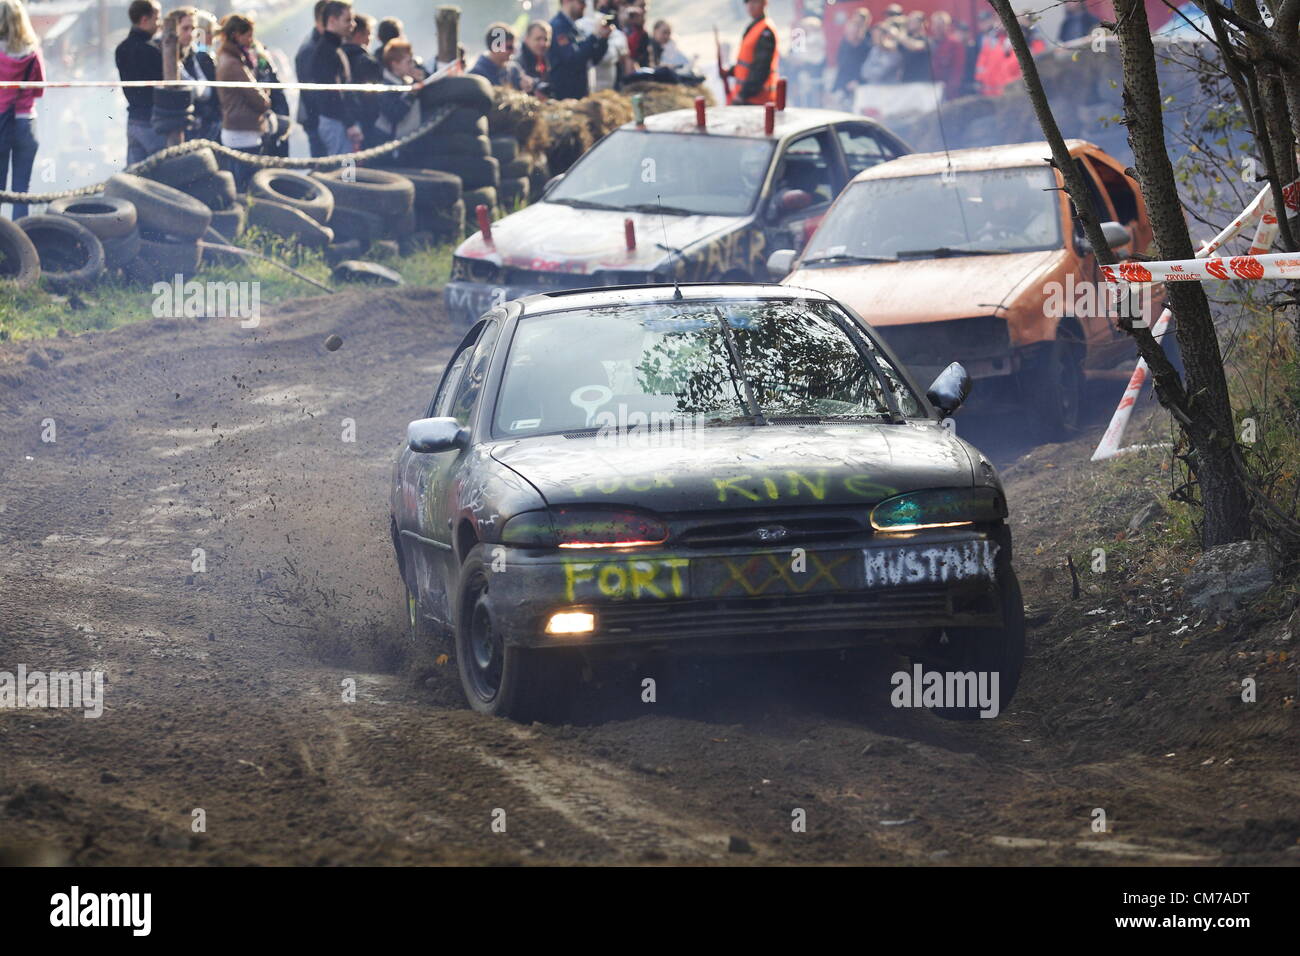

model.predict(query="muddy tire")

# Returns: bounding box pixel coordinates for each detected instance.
[430,154,498,190]
[429,133,491,157]
[249,169,334,224]
[17,215,106,292]
[210,202,246,241]
[417,74,493,115]
[247,198,334,248]
[454,545,577,722]
[386,167,463,206]
[104,172,213,241]
[0,216,42,287]
[1018,338,1083,443]
[48,195,138,239]
[489,135,518,163]
[310,167,415,217]
[912,570,1025,722]
[184,170,238,210]
[123,232,202,283]
[101,228,143,270]
[434,107,489,137]
[141,146,218,188]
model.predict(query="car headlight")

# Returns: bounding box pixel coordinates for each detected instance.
[452,256,501,283]
[870,488,1006,532]
[501,508,669,548]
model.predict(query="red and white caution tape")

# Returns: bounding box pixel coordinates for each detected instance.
[1090,177,1296,461]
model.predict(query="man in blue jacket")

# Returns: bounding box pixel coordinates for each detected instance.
[548,0,610,100]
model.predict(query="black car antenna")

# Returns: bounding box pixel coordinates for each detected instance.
[657,194,683,300]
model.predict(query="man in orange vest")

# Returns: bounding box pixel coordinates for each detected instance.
[726,0,779,105]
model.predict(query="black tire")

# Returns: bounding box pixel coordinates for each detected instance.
[498,176,530,208]
[210,202,246,241]
[489,135,518,163]
[104,172,213,241]
[463,186,498,213]
[140,146,218,187]
[419,198,465,242]
[429,154,499,190]
[386,167,463,205]
[47,195,137,239]
[328,204,384,245]
[247,197,335,248]
[500,158,529,179]
[428,133,491,157]
[418,74,493,115]
[17,215,106,292]
[435,107,489,137]
[184,170,238,210]
[1018,337,1083,442]
[249,168,334,224]
[0,215,41,287]
[101,228,142,270]
[310,167,415,217]
[911,569,1025,721]
[123,233,202,282]
[453,544,577,721]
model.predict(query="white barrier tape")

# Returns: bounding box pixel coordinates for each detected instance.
[1090,176,1295,461]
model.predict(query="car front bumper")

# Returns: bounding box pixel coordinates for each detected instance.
[487,527,1012,654]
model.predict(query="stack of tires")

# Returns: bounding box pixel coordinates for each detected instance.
[138,147,245,242]
[308,167,415,255]
[415,75,500,219]
[386,168,463,243]
[490,136,533,210]
[247,168,335,251]
[102,172,212,282]
[1,194,139,291]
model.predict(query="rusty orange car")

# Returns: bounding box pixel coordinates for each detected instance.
[767,140,1162,440]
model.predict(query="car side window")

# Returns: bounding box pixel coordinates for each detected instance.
[774,132,837,209]
[428,325,483,418]
[447,320,501,428]
[1090,159,1139,224]
[836,125,895,179]
[1071,158,1113,226]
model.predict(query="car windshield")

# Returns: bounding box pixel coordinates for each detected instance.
[494,299,923,438]
[802,165,1062,262]
[546,130,776,217]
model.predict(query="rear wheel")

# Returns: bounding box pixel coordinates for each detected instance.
[454,546,576,721]
[911,570,1025,721]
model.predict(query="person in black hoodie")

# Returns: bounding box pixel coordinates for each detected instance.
[305,0,361,155]
[294,0,328,156]
[343,13,381,83]
[115,0,165,163]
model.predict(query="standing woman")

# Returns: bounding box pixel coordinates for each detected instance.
[0,0,43,219]
[214,13,270,192]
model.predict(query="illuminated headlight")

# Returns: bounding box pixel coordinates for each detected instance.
[870,488,1006,532]
[546,610,595,635]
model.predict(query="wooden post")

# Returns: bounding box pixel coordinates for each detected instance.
[161,18,183,146]
[436,7,460,67]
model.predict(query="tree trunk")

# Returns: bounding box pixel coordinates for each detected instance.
[1113,0,1252,545]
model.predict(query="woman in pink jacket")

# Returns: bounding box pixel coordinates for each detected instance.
[0,0,43,219]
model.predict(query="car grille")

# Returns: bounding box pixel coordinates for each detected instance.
[595,587,997,639]
[874,316,1011,367]
[676,515,863,548]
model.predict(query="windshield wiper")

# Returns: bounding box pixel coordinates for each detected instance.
[895,246,1011,258]
[712,307,766,426]
[626,201,697,216]
[548,197,624,211]
[803,253,897,265]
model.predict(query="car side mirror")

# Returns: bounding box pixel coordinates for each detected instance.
[778,188,814,213]
[766,248,796,278]
[1077,220,1132,254]
[926,362,972,417]
[407,417,468,453]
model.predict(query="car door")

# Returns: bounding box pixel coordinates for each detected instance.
[763,129,845,257]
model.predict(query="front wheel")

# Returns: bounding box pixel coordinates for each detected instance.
[453,545,577,721]
[1018,339,1083,442]
[911,570,1025,721]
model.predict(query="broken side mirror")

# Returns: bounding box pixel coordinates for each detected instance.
[926,362,972,417]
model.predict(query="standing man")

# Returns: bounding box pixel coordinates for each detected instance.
[115,0,164,163]
[469,23,525,89]
[307,0,362,155]
[547,0,609,100]
[727,0,778,105]
[295,1,327,156]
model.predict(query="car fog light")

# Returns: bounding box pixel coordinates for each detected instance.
[546,611,595,635]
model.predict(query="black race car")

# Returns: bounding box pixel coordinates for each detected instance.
[391,283,1024,721]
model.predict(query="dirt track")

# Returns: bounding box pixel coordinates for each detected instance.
[1,289,1296,865]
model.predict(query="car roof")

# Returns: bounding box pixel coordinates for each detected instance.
[850,139,1098,181]
[513,281,834,316]
[625,105,887,140]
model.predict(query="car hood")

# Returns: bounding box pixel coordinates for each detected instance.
[454,201,746,274]
[490,422,975,512]
[785,249,1063,326]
